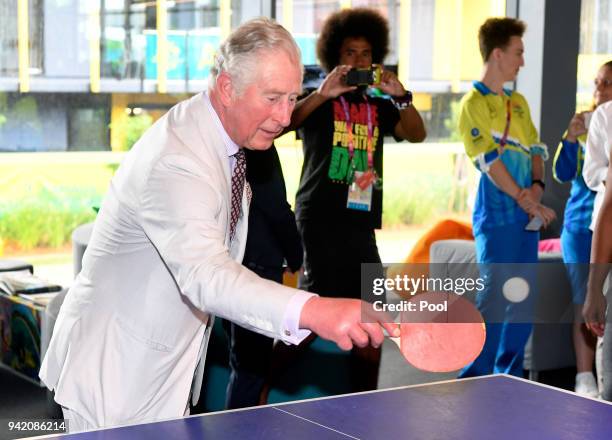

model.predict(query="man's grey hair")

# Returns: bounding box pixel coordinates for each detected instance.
[210,17,303,95]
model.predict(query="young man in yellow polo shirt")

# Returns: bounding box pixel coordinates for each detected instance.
[458,17,556,377]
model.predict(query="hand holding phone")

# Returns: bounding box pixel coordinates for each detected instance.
[525,216,543,231]
[345,65,382,87]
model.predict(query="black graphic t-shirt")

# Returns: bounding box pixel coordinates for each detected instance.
[295,91,400,230]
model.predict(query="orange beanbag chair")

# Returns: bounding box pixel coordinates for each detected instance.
[387,219,473,298]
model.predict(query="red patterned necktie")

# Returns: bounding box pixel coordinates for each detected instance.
[229,149,247,242]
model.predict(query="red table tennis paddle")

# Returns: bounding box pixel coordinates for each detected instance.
[388,292,486,372]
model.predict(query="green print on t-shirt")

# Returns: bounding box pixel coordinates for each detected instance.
[328,146,368,183]
[328,118,378,184]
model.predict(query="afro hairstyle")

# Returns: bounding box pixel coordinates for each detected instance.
[316,8,389,73]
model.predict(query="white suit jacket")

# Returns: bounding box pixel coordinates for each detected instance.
[39,93,306,428]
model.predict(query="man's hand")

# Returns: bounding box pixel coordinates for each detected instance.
[318,65,357,99]
[531,204,556,227]
[566,112,588,143]
[299,296,400,350]
[583,284,607,337]
[516,189,556,227]
[516,188,538,213]
[286,66,355,132]
[528,184,544,203]
[378,69,406,97]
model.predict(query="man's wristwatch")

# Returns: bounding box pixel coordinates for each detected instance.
[532,179,546,191]
[391,91,413,110]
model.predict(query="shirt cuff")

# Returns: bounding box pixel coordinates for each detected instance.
[530,143,549,161]
[474,148,501,172]
[562,138,580,150]
[279,290,318,345]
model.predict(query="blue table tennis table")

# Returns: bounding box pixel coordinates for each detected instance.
[46,375,611,440]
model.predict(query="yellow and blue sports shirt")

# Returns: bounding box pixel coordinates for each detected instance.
[553,132,595,233]
[459,81,548,234]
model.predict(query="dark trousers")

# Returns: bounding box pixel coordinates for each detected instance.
[298,220,383,391]
[223,265,283,409]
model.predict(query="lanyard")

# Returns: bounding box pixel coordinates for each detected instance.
[338,94,374,170]
[499,97,512,150]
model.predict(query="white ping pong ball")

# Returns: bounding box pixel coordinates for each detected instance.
[502,277,530,303]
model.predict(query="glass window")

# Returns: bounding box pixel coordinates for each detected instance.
[0,0,43,77]
[0,93,110,152]
[0,0,17,76]
[167,0,219,30]
[100,1,269,82]
[68,96,111,151]
[276,0,342,66]
[102,0,149,79]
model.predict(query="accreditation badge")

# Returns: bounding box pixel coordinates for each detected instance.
[347,170,374,211]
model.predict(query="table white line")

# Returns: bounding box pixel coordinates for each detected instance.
[272,407,361,439]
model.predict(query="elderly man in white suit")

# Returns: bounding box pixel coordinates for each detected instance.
[39,18,397,431]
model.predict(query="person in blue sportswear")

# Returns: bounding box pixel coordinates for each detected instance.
[457,17,555,377]
[553,60,612,397]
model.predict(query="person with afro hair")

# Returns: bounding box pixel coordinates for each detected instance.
[287,7,426,392]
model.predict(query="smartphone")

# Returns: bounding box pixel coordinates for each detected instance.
[345,65,382,87]
[525,216,543,231]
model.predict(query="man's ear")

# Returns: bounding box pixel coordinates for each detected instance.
[490,47,503,62]
[216,71,235,107]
